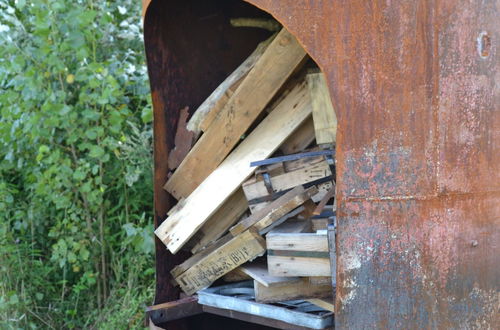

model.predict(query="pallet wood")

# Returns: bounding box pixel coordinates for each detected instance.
[327,224,337,287]
[306,72,337,144]
[267,255,331,277]
[155,80,312,253]
[168,107,195,170]
[190,189,248,254]
[174,229,266,295]
[165,28,307,200]
[146,297,203,324]
[267,232,329,252]
[243,155,333,213]
[267,232,331,277]
[186,36,274,137]
[239,262,300,287]
[268,218,312,234]
[311,218,329,231]
[230,186,317,236]
[254,278,333,303]
[306,299,335,312]
[223,268,252,282]
[280,116,316,154]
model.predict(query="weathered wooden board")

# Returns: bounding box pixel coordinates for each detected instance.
[267,232,330,277]
[168,106,195,170]
[174,229,266,295]
[306,72,337,145]
[230,186,317,236]
[267,232,329,252]
[279,116,316,154]
[155,80,312,253]
[146,296,203,324]
[311,218,329,231]
[306,298,335,312]
[165,28,307,200]
[243,155,333,213]
[254,278,332,303]
[267,255,331,277]
[186,36,274,137]
[239,261,300,287]
[190,189,248,254]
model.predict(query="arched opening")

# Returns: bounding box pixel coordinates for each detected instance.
[144,0,336,328]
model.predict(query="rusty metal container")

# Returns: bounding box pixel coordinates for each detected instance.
[143,0,499,328]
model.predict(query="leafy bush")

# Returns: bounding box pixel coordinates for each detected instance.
[0,0,154,328]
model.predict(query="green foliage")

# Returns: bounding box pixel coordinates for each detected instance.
[0,0,154,328]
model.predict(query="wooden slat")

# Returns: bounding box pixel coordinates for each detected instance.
[254,278,333,303]
[306,298,335,312]
[239,262,300,287]
[155,80,312,253]
[306,72,337,144]
[230,186,317,236]
[186,36,274,137]
[174,229,266,295]
[279,116,316,154]
[268,219,312,234]
[165,28,307,200]
[266,232,329,252]
[146,297,203,324]
[311,218,329,231]
[190,189,248,254]
[267,255,331,277]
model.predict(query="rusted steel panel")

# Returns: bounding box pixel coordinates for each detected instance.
[245,0,500,328]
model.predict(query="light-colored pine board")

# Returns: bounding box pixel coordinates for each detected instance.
[267,255,331,277]
[171,235,232,279]
[230,186,317,236]
[306,299,335,312]
[155,80,312,253]
[190,189,248,254]
[254,278,332,303]
[279,116,316,154]
[174,229,266,295]
[306,72,337,144]
[239,262,300,287]
[165,28,307,200]
[186,36,274,137]
[311,218,329,231]
[266,232,328,252]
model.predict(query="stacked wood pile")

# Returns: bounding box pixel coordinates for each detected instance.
[155,27,337,315]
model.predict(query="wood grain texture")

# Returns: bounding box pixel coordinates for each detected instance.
[230,186,317,236]
[239,262,300,287]
[186,36,274,137]
[165,28,307,200]
[190,189,248,254]
[155,80,312,253]
[267,255,331,277]
[279,116,316,154]
[174,229,266,295]
[254,278,332,303]
[266,232,329,252]
[306,71,337,145]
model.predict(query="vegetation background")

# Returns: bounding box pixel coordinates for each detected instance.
[0,0,155,328]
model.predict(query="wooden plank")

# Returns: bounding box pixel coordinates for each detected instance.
[266,232,329,252]
[306,72,337,144]
[280,116,316,154]
[268,218,311,234]
[306,298,335,312]
[313,185,335,215]
[190,189,248,254]
[327,224,337,287]
[186,36,274,137]
[146,297,203,324]
[174,229,266,295]
[243,155,333,213]
[223,268,252,282]
[254,278,332,303]
[239,262,300,287]
[197,73,246,133]
[267,255,331,277]
[171,235,232,279]
[250,150,333,167]
[155,80,312,253]
[311,218,329,231]
[168,106,195,170]
[230,186,317,236]
[165,28,307,200]
[202,306,316,330]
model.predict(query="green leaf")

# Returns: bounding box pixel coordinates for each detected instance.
[89,145,105,158]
